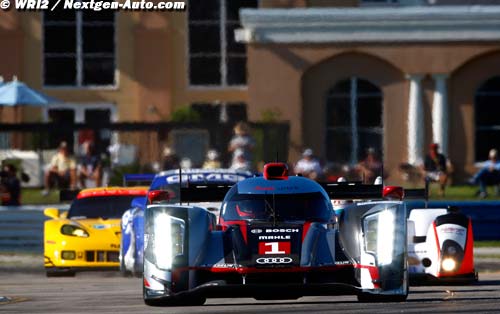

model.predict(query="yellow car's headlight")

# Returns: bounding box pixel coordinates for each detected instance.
[61,225,89,238]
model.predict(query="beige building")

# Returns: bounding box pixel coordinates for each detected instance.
[1,0,500,183]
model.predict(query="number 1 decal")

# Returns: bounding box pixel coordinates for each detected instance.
[259,242,291,255]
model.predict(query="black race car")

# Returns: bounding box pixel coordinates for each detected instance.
[143,163,409,305]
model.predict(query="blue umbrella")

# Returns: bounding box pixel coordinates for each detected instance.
[0,79,60,106]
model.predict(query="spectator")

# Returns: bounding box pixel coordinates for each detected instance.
[42,141,77,195]
[203,149,222,169]
[228,122,255,165]
[0,164,21,206]
[162,146,180,171]
[294,148,323,180]
[180,157,193,169]
[422,143,448,197]
[469,148,500,198]
[230,149,251,171]
[356,147,383,184]
[77,141,102,188]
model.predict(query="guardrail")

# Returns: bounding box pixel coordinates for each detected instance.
[0,210,46,253]
[0,205,66,253]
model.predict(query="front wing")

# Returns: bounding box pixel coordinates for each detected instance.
[143,202,408,302]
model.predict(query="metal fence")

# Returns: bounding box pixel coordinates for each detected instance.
[0,208,47,253]
[0,121,290,186]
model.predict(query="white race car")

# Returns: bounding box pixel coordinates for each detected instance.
[408,206,477,283]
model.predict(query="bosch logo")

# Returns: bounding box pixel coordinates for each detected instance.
[251,229,263,234]
[256,257,293,264]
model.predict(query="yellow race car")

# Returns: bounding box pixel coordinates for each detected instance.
[44,187,148,277]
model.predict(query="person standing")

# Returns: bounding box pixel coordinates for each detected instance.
[294,148,323,180]
[356,147,383,184]
[230,149,252,172]
[228,122,255,167]
[77,141,102,188]
[0,164,21,206]
[422,143,448,197]
[161,146,180,171]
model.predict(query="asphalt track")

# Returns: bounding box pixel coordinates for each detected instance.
[1,271,500,314]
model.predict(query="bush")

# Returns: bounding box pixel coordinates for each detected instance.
[170,106,201,123]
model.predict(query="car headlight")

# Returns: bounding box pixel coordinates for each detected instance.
[441,258,456,272]
[61,224,89,238]
[153,214,185,270]
[363,208,395,266]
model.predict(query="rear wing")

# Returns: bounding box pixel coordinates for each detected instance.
[404,188,428,200]
[179,184,233,203]
[123,173,155,187]
[320,182,383,200]
[404,185,429,208]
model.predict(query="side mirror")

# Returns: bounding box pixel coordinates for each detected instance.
[147,190,170,204]
[383,186,404,200]
[44,208,60,219]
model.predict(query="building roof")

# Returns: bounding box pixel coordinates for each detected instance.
[236,6,500,44]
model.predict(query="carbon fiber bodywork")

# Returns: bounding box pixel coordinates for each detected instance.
[143,175,409,305]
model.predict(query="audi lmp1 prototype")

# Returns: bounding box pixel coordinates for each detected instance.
[142,163,409,306]
[408,206,477,283]
[44,187,148,276]
[120,169,253,276]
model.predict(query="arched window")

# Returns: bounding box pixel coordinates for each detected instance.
[326,77,383,164]
[475,76,500,161]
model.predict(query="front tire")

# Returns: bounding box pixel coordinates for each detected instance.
[143,286,205,306]
[46,268,76,277]
[357,292,408,302]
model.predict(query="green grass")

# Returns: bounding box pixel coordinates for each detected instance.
[474,241,500,248]
[21,188,59,205]
[423,185,500,201]
[17,184,500,205]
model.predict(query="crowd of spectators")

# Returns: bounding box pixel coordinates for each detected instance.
[2,119,500,205]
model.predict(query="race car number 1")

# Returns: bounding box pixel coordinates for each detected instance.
[259,242,291,255]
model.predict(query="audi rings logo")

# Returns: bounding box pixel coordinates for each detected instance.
[256,257,293,264]
[251,229,263,234]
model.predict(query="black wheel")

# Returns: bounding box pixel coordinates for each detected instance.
[119,233,132,277]
[46,269,76,277]
[143,286,205,306]
[357,292,408,302]
[119,254,132,277]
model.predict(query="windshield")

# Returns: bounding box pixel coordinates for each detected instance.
[221,192,332,222]
[67,195,138,219]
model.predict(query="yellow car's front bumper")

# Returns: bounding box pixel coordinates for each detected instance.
[44,219,121,272]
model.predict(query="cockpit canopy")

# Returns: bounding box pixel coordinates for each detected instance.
[220,184,333,222]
